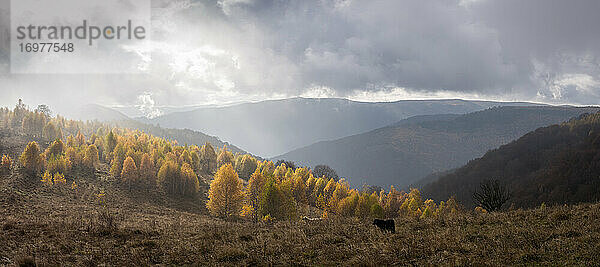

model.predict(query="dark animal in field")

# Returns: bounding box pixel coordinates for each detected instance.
[373,219,395,233]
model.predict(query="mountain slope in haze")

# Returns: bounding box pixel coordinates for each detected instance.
[276,106,599,188]
[69,104,131,122]
[147,98,543,157]
[422,112,600,209]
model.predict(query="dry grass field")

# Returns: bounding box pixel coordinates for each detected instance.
[1,163,600,266]
[0,129,599,266]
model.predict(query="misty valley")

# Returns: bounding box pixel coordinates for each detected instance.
[2,0,600,265]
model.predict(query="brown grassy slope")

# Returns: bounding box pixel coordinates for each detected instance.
[1,165,600,266]
[1,131,600,265]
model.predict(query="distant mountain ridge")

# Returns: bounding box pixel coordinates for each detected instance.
[146,97,545,157]
[422,111,600,208]
[275,106,599,188]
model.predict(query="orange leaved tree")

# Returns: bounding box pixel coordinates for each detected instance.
[207,164,244,218]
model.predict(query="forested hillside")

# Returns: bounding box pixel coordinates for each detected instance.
[423,112,600,208]
[277,106,599,188]
[110,119,247,155]
[148,98,542,157]
[0,100,455,223]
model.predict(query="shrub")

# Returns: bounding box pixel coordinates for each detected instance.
[54,172,66,185]
[1,154,12,172]
[473,179,510,212]
[474,206,488,214]
[41,171,53,186]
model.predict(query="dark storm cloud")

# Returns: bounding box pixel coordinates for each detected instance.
[1,0,600,116]
[216,0,600,102]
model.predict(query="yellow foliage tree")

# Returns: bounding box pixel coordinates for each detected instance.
[329,181,350,211]
[179,150,192,166]
[323,178,337,200]
[75,131,86,147]
[259,178,297,220]
[121,156,138,191]
[312,177,326,205]
[238,154,258,180]
[157,160,180,195]
[109,143,126,178]
[82,144,99,169]
[200,142,217,174]
[273,163,287,181]
[259,161,275,178]
[180,162,199,197]
[65,147,81,168]
[245,170,266,221]
[337,191,359,217]
[217,145,234,168]
[139,153,155,188]
[45,139,64,159]
[19,141,43,176]
[207,164,244,218]
[105,130,118,156]
[46,154,69,175]
[292,171,307,204]
[355,192,382,218]
[305,174,317,205]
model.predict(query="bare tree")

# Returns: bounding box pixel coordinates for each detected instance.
[312,164,338,181]
[473,179,510,212]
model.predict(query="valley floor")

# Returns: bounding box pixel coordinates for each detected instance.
[1,168,600,266]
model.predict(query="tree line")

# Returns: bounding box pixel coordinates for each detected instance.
[2,100,460,221]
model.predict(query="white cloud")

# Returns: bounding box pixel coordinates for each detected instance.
[136,92,163,119]
[301,85,337,98]
[347,87,509,103]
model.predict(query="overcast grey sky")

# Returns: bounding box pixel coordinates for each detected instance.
[0,0,599,117]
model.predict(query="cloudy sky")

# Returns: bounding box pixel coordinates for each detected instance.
[0,0,599,117]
